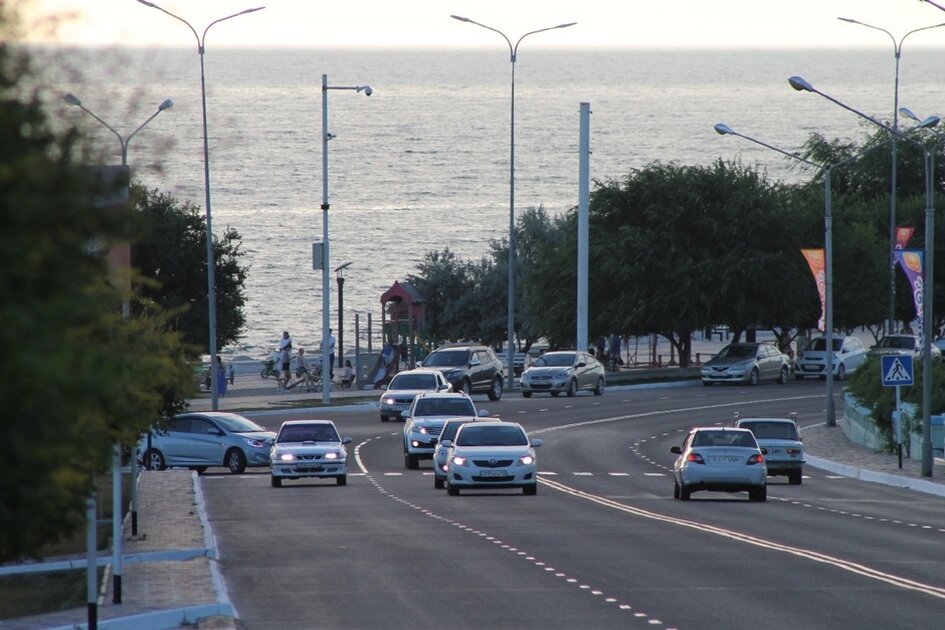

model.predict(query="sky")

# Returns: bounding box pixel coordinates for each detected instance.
[17,0,945,50]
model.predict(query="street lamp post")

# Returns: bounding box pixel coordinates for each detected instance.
[790,75,939,477]
[322,75,372,403]
[335,262,352,372]
[63,94,174,167]
[137,1,264,411]
[451,15,576,390]
[837,17,945,336]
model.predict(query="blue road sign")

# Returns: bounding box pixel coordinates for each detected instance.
[881,355,914,387]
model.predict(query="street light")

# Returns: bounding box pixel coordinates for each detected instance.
[137,1,264,411]
[335,261,352,373]
[63,94,173,166]
[790,75,939,477]
[451,14,576,390]
[837,17,945,336]
[322,75,372,403]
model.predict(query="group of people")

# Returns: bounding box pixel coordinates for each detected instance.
[278,330,355,390]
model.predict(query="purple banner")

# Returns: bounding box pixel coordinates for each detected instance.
[895,249,924,347]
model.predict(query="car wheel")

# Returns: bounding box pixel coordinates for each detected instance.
[749,485,767,502]
[679,484,691,501]
[487,376,503,401]
[144,449,166,471]
[522,391,532,398]
[434,477,445,489]
[336,475,347,486]
[777,366,788,385]
[550,391,560,397]
[225,448,247,474]
[673,480,680,499]
[189,466,208,474]
[405,451,419,470]
[836,364,846,381]
[789,470,803,485]
[748,368,760,386]
[566,379,577,397]
[271,476,282,488]
[794,373,804,380]
[523,484,537,496]
[447,484,460,496]
[593,377,604,396]
[461,379,472,396]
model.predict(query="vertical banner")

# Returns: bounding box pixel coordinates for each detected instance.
[801,248,826,332]
[894,249,924,346]
[895,226,915,250]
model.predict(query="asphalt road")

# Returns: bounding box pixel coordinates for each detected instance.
[200,381,945,629]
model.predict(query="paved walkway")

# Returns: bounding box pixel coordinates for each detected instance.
[5,366,945,629]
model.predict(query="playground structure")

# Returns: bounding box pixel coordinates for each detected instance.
[364,281,428,389]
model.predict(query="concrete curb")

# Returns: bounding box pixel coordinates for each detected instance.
[805,454,945,498]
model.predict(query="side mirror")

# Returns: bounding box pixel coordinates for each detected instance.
[478,409,489,417]
[342,437,353,445]
[208,428,224,436]
[670,446,682,454]
[576,362,586,368]
[440,439,452,449]
[400,409,411,419]
[760,447,768,455]
[531,438,543,448]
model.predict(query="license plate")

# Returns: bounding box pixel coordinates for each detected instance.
[710,456,740,464]
[299,466,323,472]
[479,469,507,477]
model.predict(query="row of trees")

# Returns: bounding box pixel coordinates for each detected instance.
[409,127,945,368]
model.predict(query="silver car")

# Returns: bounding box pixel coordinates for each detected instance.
[868,334,942,362]
[379,368,452,422]
[795,335,867,380]
[442,421,542,496]
[140,412,275,474]
[701,342,790,386]
[431,417,498,489]
[671,427,767,501]
[734,417,804,484]
[269,420,352,487]
[402,392,487,470]
[520,350,605,397]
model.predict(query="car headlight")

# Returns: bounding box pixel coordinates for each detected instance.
[445,369,463,379]
[383,397,396,405]
[244,437,268,448]
[451,455,467,466]
[519,454,535,466]
[411,425,429,434]
[277,452,296,462]
[555,370,571,378]
[324,451,343,460]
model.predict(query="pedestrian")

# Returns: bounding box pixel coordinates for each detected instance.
[216,356,228,398]
[279,330,293,352]
[328,328,337,379]
[279,333,293,385]
[340,359,354,389]
[596,336,606,359]
[608,334,621,370]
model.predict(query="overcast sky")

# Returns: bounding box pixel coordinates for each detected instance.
[18,0,945,49]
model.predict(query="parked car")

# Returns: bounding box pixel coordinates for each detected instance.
[671,427,767,501]
[432,416,498,489]
[794,335,867,380]
[419,344,505,400]
[140,412,276,474]
[441,421,542,495]
[733,417,804,484]
[869,334,942,362]
[519,350,605,398]
[701,342,790,386]
[378,368,452,422]
[269,420,351,487]
[401,392,488,469]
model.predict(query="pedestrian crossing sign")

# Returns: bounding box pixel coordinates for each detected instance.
[881,355,914,387]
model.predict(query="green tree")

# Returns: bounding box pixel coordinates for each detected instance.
[0,41,193,560]
[130,184,248,355]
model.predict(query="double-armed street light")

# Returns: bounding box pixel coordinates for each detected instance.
[321,76,372,403]
[790,75,940,477]
[837,17,945,336]
[63,94,173,167]
[137,1,265,411]
[451,15,576,389]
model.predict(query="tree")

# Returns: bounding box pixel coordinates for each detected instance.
[0,39,193,560]
[130,184,248,355]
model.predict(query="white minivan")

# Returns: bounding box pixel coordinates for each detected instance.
[794,335,867,380]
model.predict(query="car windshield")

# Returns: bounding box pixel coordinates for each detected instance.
[278,424,339,443]
[422,350,469,368]
[691,430,757,448]
[456,425,527,447]
[879,336,914,349]
[440,420,471,442]
[739,422,798,440]
[210,414,266,434]
[716,345,757,359]
[534,353,575,367]
[807,338,841,352]
[389,373,438,390]
[414,398,475,416]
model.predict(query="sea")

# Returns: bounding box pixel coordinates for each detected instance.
[30,46,945,360]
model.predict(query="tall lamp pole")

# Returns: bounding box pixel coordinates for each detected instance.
[322,75,372,403]
[63,94,173,167]
[137,1,264,411]
[790,75,939,477]
[335,261,352,372]
[837,17,945,335]
[451,15,576,389]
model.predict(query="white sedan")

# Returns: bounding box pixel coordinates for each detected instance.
[441,421,542,496]
[269,420,352,487]
[671,427,767,501]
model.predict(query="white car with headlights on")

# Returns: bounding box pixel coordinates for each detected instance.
[378,369,452,422]
[432,417,498,489]
[401,392,487,470]
[671,427,767,501]
[441,421,542,496]
[270,420,352,487]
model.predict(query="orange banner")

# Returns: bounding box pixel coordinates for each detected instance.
[895,226,915,250]
[801,249,825,332]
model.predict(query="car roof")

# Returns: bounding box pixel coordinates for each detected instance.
[279,419,336,427]
[735,417,797,425]
[690,426,753,433]
[414,391,471,399]
[431,344,488,351]
[458,420,517,429]
[395,368,446,375]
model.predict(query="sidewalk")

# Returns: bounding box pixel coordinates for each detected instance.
[5,373,945,629]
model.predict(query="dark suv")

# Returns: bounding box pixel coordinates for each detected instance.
[420,345,505,400]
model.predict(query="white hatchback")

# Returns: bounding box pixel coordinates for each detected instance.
[795,335,867,380]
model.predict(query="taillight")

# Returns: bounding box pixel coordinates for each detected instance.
[786,448,800,456]
[747,454,764,465]
[687,453,705,464]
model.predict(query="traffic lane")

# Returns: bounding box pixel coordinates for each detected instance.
[201,464,636,628]
[363,439,945,630]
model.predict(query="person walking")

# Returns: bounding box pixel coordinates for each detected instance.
[328,328,337,380]
[279,332,293,385]
[215,356,228,398]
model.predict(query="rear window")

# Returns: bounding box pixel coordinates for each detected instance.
[740,422,798,440]
[691,430,757,448]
